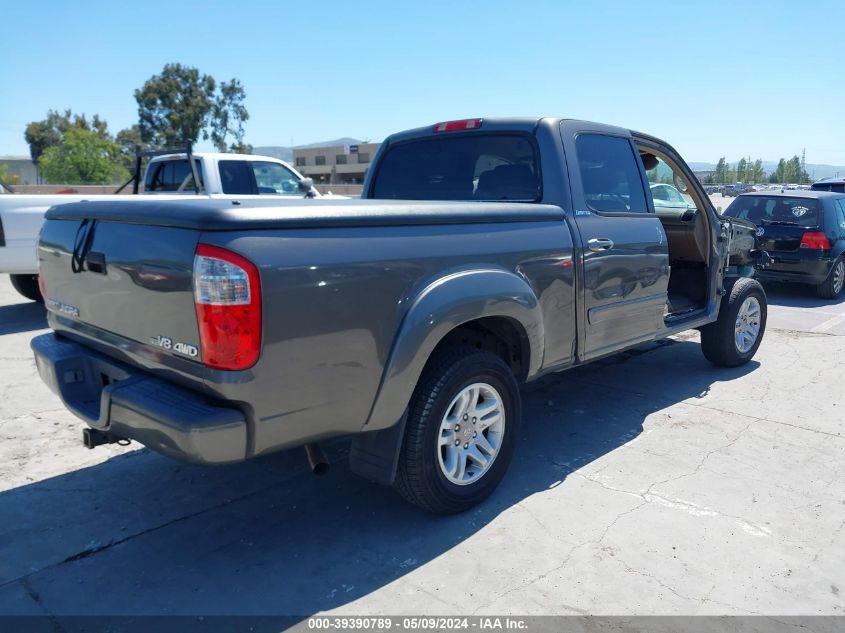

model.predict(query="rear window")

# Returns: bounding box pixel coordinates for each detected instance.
[371,134,540,201]
[723,196,823,228]
[145,159,204,192]
[811,182,845,193]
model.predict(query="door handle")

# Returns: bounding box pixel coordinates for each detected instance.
[588,238,614,251]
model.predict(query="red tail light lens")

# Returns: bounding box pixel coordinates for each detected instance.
[193,244,261,370]
[37,251,47,298]
[433,119,483,133]
[799,231,830,250]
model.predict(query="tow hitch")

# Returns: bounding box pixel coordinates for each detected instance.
[82,428,129,449]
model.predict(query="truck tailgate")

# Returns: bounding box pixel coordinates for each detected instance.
[39,218,202,367]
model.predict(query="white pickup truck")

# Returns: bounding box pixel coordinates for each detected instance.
[0,151,339,301]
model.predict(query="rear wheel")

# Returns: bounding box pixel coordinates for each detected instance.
[394,346,520,514]
[9,274,43,303]
[817,258,844,300]
[701,278,767,367]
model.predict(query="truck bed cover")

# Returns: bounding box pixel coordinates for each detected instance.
[45,199,564,230]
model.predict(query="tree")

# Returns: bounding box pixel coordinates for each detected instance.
[736,157,747,183]
[714,157,728,184]
[769,158,787,183]
[0,163,20,186]
[749,159,766,184]
[115,125,144,172]
[24,109,110,162]
[38,127,128,184]
[211,79,250,152]
[134,63,249,150]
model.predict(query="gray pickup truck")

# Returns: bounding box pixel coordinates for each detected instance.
[32,118,768,513]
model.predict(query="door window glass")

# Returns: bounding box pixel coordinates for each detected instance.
[251,161,302,195]
[575,134,648,213]
[642,154,696,211]
[836,199,845,232]
[219,160,255,195]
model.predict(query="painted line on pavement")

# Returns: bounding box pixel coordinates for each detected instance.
[810,314,845,333]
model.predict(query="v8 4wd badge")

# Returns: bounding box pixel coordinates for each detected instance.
[149,335,199,358]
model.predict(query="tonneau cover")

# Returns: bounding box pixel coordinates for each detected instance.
[45,198,564,230]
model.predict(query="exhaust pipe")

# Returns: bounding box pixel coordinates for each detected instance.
[304,443,330,475]
[82,428,126,449]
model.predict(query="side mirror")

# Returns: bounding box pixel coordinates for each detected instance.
[674,174,689,193]
[299,177,314,195]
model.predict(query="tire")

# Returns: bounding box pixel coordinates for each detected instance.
[9,274,43,303]
[816,258,844,300]
[700,277,767,367]
[394,346,521,514]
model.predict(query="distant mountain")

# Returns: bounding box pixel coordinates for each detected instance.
[295,137,363,149]
[252,146,293,162]
[253,138,366,164]
[689,161,844,180]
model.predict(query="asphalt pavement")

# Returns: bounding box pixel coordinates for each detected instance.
[0,273,842,620]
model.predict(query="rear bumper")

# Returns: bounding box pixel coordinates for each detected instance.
[31,333,248,465]
[755,254,833,286]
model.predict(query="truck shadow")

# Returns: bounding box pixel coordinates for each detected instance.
[0,301,47,335]
[0,339,758,619]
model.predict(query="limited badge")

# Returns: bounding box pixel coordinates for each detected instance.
[792,206,809,217]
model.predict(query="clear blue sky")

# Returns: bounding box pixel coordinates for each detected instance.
[3,0,844,165]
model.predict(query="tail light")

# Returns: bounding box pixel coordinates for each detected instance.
[433,119,482,133]
[37,240,47,298]
[799,231,830,250]
[193,244,261,370]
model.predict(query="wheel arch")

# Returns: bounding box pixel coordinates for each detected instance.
[363,268,544,433]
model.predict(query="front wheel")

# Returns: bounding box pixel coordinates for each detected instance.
[9,274,43,303]
[817,258,844,300]
[700,278,767,367]
[394,346,521,514]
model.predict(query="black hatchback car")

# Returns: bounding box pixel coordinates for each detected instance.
[722,191,845,298]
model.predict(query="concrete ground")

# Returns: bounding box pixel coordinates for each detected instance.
[0,272,842,619]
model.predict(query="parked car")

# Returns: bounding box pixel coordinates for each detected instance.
[0,150,342,302]
[722,190,845,298]
[811,177,845,194]
[32,117,769,514]
[650,183,695,210]
[723,183,755,197]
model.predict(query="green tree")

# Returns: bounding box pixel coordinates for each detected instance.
[135,63,249,150]
[24,109,110,162]
[714,157,728,184]
[115,125,144,173]
[770,158,787,183]
[211,79,250,152]
[749,159,765,183]
[736,157,747,183]
[0,163,19,185]
[38,127,128,184]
